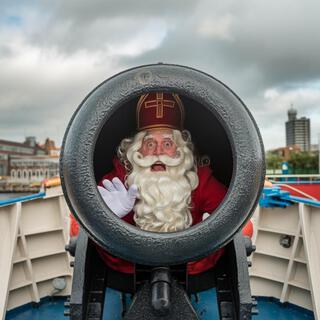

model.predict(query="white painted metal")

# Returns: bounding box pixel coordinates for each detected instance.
[299,203,320,318]
[250,202,320,318]
[266,174,320,179]
[1,185,319,318]
[0,203,20,320]
[0,187,72,318]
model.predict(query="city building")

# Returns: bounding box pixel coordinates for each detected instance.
[268,145,301,161]
[0,137,46,176]
[9,155,59,184]
[285,108,310,151]
[0,137,61,179]
[40,138,61,157]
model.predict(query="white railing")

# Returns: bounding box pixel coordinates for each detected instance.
[267,174,320,181]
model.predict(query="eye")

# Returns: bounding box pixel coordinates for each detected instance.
[147,141,156,149]
[163,140,173,149]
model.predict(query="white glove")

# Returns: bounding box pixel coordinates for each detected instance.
[98,177,138,218]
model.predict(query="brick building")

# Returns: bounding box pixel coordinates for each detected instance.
[0,137,60,183]
[9,155,59,183]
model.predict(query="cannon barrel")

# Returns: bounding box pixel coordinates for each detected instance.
[60,63,265,266]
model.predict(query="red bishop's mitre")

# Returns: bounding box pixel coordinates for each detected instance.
[137,92,185,131]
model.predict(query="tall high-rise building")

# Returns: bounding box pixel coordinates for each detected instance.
[285,108,310,151]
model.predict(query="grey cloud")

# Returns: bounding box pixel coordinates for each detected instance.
[24,0,196,54]
[5,0,320,87]
[1,0,320,150]
[52,0,196,21]
[123,0,320,92]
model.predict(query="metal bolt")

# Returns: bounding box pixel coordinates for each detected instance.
[251,307,259,315]
[64,310,70,317]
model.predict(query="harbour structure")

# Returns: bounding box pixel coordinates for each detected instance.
[0,137,46,176]
[0,137,60,178]
[9,155,59,184]
[0,137,60,192]
[286,108,311,152]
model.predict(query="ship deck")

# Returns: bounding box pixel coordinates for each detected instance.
[6,288,315,320]
[2,182,319,319]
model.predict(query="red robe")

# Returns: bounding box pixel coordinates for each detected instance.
[71,158,227,275]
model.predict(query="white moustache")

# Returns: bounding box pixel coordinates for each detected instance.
[132,149,184,168]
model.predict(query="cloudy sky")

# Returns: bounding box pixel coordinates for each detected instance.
[1,0,319,151]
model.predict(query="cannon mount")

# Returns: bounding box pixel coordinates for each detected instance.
[65,229,255,319]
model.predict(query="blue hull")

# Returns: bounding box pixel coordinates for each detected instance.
[6,288,315,320]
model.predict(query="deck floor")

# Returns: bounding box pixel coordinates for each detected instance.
[6,289,315,320]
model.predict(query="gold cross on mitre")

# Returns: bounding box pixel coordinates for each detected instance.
[144,93,175,118]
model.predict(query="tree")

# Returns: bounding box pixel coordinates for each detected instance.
[288,152,318,174]
[266,152,283,171]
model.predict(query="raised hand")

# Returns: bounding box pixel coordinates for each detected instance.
[98,177,138,218]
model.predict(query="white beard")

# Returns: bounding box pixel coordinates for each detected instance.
[125,134,199,232]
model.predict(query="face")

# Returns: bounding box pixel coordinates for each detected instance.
[139,129,177,171]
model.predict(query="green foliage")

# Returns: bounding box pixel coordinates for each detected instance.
[266,152,283,170]
[288,152,319,174]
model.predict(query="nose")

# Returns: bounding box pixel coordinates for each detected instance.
[153,144,163,155]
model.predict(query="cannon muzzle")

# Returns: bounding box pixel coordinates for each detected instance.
[60,63,265,266]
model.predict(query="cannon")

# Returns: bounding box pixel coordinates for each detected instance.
[60,63,265,319]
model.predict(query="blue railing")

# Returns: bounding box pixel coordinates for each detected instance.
[1,186,319,209]
[259,186,320,208]
[0,192,46,206]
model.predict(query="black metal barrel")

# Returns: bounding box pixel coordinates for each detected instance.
[60,63,265,266]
